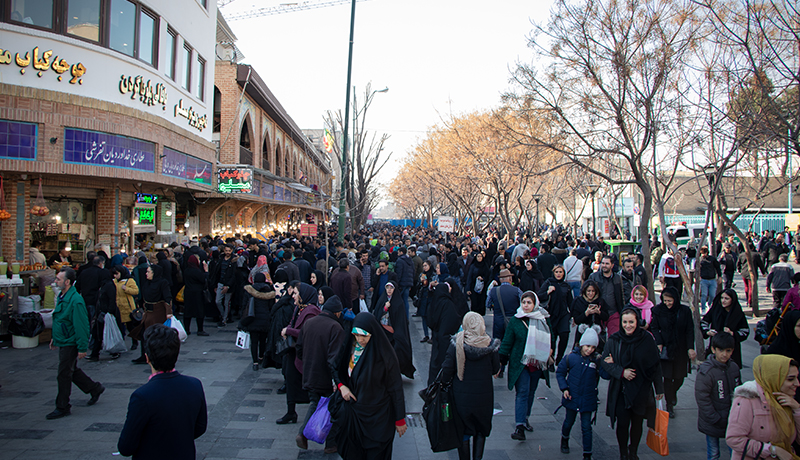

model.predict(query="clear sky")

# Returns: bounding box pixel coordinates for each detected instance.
[220,0,552,190]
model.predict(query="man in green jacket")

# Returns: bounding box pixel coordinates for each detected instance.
[47,267,104,420]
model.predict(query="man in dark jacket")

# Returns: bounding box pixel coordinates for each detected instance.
[394,246,415,318]
[212,245,235,327]
[118,324,207,460]
[295,296,345,453]
[694,332,740,460]
[293,249,312,284]
[329,258,352,310]
[277,250,300,282]
[76,255,111,318]
[537,244,558,280]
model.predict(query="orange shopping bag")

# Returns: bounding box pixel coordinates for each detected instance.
[646,400,669,456]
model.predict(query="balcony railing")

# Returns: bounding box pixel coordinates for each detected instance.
[239,146,253,165]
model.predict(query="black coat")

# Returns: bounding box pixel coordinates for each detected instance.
[76,265,110,307]
[182,266,207,319]
[440,339,501,437]
[117,372,207,460]
[264,292,295,369]
[242,283,275,333]
[649,303,695,380]
[297,306,345,394]
[571,296,610,329]
[426,284,462,386]
[331,313,406,460]
[538,277,573,334]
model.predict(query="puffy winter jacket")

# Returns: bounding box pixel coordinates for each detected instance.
[556,346,609,413]
[395,254,415,288]
[727,381,800,460]
[695,355,740,438]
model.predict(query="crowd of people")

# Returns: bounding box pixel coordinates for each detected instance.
[43,222,800,460]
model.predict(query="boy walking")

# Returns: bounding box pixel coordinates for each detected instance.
[556,328,609,459]
[695,332,741,460]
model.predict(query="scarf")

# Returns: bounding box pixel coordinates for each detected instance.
[514,301,551,367]
[248,255,272,284]
[753,354,800,458]
[350,327,370,373]
[709,289,745,332]
[455,312,492,380]
[629,286,654,323]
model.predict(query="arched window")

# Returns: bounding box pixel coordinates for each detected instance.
[262,136,270,171]
[213,86,221,133]
[275,144,282,177]
[240,118,252,165]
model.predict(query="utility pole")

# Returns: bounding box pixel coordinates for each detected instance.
[337,0,357,242]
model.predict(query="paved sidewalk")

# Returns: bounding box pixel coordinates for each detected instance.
[0,266,785,459]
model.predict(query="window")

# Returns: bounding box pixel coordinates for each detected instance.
[138,9,156,65]
[164,28,176,80]
[67,0,100,42]
[196,56,205,100]
[10,0,54,29]
[109,0,136,57]
[182,43,192,91]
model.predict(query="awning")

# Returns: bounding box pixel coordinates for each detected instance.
[287,182,314,193]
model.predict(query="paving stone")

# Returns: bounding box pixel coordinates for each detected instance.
[240,399,266,407]
[0,412,26,421]
[83,423,123,432]
[230,413,259,422]
[0,428,53,439]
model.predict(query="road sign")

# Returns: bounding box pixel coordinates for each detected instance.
[633,203,640,215]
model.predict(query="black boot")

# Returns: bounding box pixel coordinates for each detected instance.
[472,434,486,460]
[561,436,570,454]
[583,454,592,460]
[628,445,639,460]
[511,425,526,441]
[457,438,470,460]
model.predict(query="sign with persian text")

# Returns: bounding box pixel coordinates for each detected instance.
[162,147,212,186]
[217,167,253,193]
[64,128,154,172]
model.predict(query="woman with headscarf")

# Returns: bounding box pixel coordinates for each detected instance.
[318,286,335,307]
[418,260,435,342]
[111,265,139,348]
[538,265,574,365]
[727,354,800,460]
[601,307,664,460]
[276,282,320,424]
[183,255,209,336]
[702,288,750,369]
[436,262,450,283]
[129,264,172,364]
[372,281,416,379]
[440,312,501,460]
[242,272,276,371]
[519,258,544,293]
[571,280,610,348]
[649,286,696,418]
[767,310,800,362]
[499,291,553,441]
[264,271,294,373]
[466,252,492,316]
[248,255,272,285]
[426,280,463,386]
[132,256,149,308]
[310,269,327,290]
[626,285,654,327]
[330,312,407,459]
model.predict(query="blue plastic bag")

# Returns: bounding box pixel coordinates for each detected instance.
[343,309,356,321]
[302,396,332,444]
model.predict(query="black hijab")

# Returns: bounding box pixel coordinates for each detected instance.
[705,288,746,332]
[766,310,800,360]
[142,264,170,303]
[319,286,336,305]
[312,269,327,290]
[445,276,470,318]
[297,282,318,306]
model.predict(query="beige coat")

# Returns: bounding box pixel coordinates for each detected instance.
[114,278,139,322]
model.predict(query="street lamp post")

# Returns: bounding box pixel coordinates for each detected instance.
[703,165,716,254]
[532,194,542,235]
[337,0,358,243]
[588,184,601,236]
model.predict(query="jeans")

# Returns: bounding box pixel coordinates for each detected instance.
[216,283,232,322]
[400,287,411,319]
[700,279,717,313]
[562,409,593,454]
[706,435,731,460]
[56,346,101,411]
[568,281,582,299]
[514,367,543,425]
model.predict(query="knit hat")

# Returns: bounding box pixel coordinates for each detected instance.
[579,327,599,347]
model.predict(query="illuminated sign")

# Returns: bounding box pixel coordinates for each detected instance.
[135,193,158,205]
[134,207,155,225]
[217,167,253,194]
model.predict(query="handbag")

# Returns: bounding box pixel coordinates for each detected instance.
[302,396,333,444]
[176,286,185,303]
[659,345,671,361]
[474,277,484,294]
[275,335,296,356]
[422,370,463,452]
[130,307,144,322]
[646,399,670,455]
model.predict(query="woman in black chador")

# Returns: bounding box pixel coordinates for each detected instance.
[331,312,407,459]
[372,281,416,379]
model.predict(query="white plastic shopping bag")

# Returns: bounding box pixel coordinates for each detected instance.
[165,317,187,342]
[359,299,369,314]
[236,330,250,349]
[102,313,127,354]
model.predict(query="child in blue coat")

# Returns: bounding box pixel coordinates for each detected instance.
[556,327,609,460]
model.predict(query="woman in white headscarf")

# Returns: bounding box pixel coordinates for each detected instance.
[498,290,553,442]
[441,312,501,459]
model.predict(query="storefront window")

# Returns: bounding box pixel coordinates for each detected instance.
[138,9,156,65]
[29,198,96,265]
[10,0,53,29]
[109,0,136,57]
[67,0,100,42]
